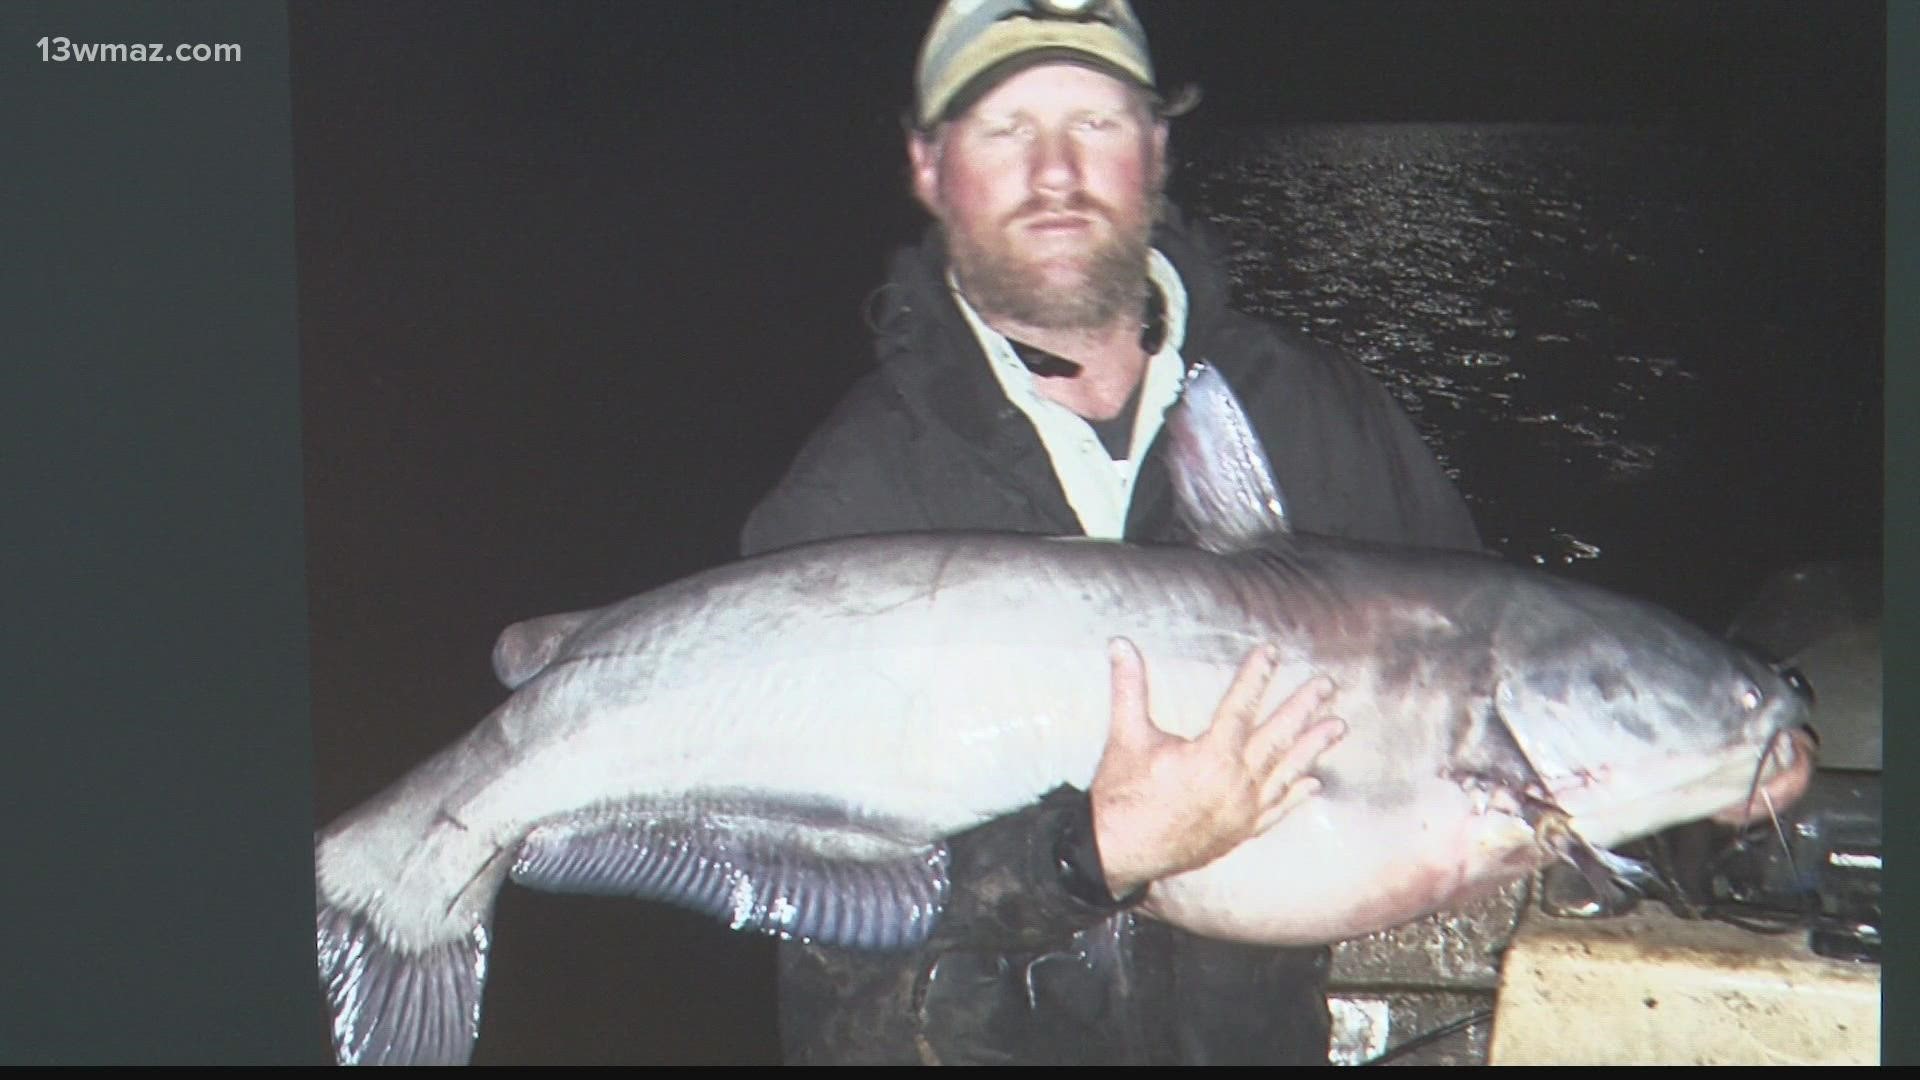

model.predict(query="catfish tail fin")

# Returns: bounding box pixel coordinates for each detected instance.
[316,883,493,1065]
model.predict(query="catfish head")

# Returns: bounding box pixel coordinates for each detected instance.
[1482,578,1814,854]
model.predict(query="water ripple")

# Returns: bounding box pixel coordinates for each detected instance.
[1177,122,1746,573]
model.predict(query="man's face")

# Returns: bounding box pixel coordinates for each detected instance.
[910,63,1167,333]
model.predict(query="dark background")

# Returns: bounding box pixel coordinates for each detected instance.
[3,0,1906,1065]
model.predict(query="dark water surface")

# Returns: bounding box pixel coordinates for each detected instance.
[1174,122,1883,626]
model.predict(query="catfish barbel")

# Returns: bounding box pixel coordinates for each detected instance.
[314,367,1810,1065]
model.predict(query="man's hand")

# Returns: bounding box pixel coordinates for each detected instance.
[1709,728,1817,827]
[1090,637,1346,900]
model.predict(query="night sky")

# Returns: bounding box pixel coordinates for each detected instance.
[285,1,1887,1064]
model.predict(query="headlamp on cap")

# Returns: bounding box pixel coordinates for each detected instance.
[1029,0,1114,20]
[913,0,1163,130]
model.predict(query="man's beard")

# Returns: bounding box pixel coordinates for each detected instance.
[945,194,1155,333]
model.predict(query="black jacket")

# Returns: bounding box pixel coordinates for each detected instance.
[740,211,1482,1065]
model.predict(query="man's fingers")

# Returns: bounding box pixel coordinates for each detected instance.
[1255,777,1322,836]
[1205,644,1283,747]
[1244,675,1337,770]
[1257,716,1346,808]
[1106,637,1155,749]
[1710,730,1815,825]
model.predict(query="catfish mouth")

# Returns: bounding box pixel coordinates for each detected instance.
[1543,722,1806,849]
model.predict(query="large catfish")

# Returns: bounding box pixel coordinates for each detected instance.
[314,366,1809,1065]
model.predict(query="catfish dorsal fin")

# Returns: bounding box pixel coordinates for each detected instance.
[1162,363,1290,553]
[491,608,599,689]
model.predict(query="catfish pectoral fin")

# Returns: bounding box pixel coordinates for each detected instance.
[1532,804,1655,914]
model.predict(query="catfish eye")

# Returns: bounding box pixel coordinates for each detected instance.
[1776,665,1815,705]
[1737,684,1764,712]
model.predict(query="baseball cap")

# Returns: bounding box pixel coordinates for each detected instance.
[914,0,1192,130]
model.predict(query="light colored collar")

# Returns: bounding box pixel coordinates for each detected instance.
[949,249,1191,539]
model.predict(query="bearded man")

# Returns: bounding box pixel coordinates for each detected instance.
[740,0,1805,1065]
